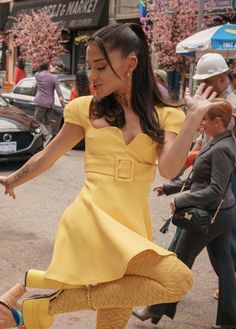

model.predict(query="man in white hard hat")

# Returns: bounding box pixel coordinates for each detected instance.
[193,53,236,110]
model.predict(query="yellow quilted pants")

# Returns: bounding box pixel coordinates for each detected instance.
[49,251,193,329]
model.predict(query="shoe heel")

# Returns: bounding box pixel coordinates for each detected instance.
[151,316,161,324]
[22,291,61,329]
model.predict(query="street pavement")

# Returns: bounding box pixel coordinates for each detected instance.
[0,150,218,329]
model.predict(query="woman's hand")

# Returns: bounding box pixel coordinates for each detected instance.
[153,185,164,196]
[170,199,176,213]
[184,83,217,115]
[157,83,217,180]
[0,176,16,199]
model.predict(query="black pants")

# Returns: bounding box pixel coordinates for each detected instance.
[35,105,53,139]
[149,206,236,326]
[208,175,236,283]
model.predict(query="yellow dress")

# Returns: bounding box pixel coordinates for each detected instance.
[44,96,185,286]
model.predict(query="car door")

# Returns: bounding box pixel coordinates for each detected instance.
[6,78,37,117]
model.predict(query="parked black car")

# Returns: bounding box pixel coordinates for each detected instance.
[0,95,44,162]
[1,75,85,150]
[1,75,74,136]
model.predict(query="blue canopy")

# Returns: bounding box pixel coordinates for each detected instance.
[176,23,236,58]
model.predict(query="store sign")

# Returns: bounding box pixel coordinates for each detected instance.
[6,0,108,30]
[0,3,10,30]
[159,0,233,11]
[212,0,233,7]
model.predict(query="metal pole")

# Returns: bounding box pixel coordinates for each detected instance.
[189,0,204,94]
[197,0,204,32]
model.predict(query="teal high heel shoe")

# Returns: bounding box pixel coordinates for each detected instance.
[0,299,24,327]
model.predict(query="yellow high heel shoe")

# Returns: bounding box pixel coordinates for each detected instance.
[23,270,82,329]
[22,290,62,329]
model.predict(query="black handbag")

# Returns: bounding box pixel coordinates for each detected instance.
[166,169,224,235]
[172,206,220,235]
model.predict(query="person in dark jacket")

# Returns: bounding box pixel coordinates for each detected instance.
[133,98,236,329]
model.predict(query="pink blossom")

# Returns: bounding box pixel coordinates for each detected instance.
[143,0,227,73]
[10,9,66,69]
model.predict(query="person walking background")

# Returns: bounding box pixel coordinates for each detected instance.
[167,54,236,261]
[0,23,217,329]
[194,54,236,110]
[133,98,236,329]
[13,58,26,85]
[133,52,236,325]
[193,54,236,303]
[34,62,65,144]
[69,69,92,150]
[69,69,92,101]
[193,54,236,275]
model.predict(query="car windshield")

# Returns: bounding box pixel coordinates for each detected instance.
[0,95,8,107]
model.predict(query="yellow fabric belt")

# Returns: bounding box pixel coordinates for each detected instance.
[85,156,156,182]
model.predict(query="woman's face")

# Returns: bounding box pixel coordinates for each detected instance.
[86,43,130,99]
[201,114,219,137]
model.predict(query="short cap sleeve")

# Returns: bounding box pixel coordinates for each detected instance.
[63,96,93,127]
[156,106,185,134]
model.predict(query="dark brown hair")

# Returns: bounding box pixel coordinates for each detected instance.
[75,70,90,96]
[88,23,180,144]
[17,58,25,70]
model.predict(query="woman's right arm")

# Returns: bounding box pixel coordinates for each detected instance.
[0,122,84,198]
[157,84,216,179]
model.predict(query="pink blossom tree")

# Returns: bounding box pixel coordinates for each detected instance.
[143,0,225,73]
[11,9,66,70]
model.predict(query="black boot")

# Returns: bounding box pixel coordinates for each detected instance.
[132,307,162,324]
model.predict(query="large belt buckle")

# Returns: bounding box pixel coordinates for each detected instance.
[115,157,135,181]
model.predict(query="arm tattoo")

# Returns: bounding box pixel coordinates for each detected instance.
[14,165,30,182]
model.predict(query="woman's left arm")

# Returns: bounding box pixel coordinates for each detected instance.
[158,84,216,179]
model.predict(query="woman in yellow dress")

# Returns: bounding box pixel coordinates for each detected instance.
[0,23,216,329]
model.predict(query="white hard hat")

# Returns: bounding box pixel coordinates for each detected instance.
[193,53,229,80]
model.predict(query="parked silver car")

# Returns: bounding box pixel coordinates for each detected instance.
[1,75,75,136]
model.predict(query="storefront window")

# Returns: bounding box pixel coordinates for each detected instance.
[0,42,6,71]
[74,32,92,73]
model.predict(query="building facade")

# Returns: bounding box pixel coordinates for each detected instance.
[1,0,110,88]
[0,0,236,90]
